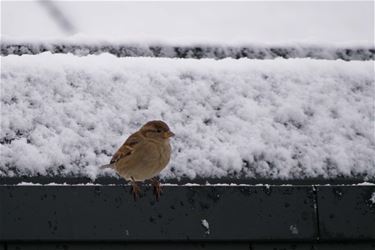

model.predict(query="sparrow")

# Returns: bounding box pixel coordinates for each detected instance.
[101,120,174,201]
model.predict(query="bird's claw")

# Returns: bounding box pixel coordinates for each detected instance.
[131,177,141,201]
[151,179,162,201]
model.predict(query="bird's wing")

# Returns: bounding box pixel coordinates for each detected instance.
[110,132,144,164]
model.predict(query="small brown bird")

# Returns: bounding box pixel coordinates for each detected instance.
[101,120,174,201]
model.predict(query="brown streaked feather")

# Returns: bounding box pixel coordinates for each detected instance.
[141,120,170,133]
[110,132,144,164]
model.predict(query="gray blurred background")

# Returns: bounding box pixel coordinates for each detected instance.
[1,1,374,44]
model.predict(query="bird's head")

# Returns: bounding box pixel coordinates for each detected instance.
[140,120,175,140]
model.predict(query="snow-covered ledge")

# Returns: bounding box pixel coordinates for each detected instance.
[1,54,374,181]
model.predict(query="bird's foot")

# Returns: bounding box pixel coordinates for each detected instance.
[151,178,162,201]
[131,177,141,201]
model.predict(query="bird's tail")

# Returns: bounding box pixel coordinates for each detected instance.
[100,163,115,169]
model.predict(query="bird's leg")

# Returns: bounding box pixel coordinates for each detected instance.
[130,177,141,201]
[151,177,162,201]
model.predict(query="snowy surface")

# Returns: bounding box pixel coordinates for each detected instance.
[1,53,374,180]
[14,182,103,186]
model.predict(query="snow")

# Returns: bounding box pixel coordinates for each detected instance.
[14,182,103,186]
[201,219,210,234]
[370,193,375,204]
[1,37,374,61]
[289,225,299,235]
[16,182,43,186]
[356,182,375,186]
[1,53,374,180]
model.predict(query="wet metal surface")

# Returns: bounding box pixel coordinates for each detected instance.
[1,185,374,244]
[4,243,249,250]
[0,186,316,241]
[3,242,375,250]
[1,176,373,185]
[317,186,375,240]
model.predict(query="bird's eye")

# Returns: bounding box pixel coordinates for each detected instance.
[156,129,162,133]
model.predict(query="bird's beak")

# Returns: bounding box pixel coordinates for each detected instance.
[164,131,175,138]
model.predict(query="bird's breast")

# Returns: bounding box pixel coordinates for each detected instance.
[146,139,169,169]
[116,139,171,181]
[158,141,171,168]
